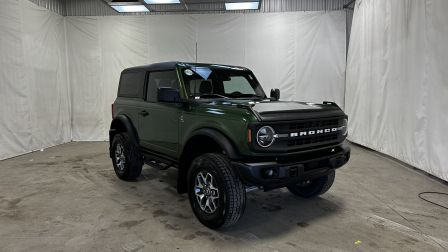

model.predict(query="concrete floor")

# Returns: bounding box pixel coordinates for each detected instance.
[0,142,448,252]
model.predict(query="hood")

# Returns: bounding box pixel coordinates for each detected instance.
[197,99,345,122]
[250,101,345,121]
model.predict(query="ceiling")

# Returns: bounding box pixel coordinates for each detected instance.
[29,0,352,16]
[99,0,351,15]
[104,0,259,13]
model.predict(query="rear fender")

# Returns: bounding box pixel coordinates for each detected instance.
[109,115,139,157]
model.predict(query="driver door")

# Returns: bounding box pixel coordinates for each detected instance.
[139,70,181,158]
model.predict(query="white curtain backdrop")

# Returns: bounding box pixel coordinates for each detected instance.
[0,0,70,160]
[2,0,447,182]
[346,0,448,181]
[0,0,346,160]
[66,11,346,141]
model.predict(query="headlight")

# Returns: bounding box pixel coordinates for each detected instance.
[257,126,276,147]
[341,118,348,135]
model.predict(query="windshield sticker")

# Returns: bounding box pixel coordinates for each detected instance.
[184,69,194,76]
[192,67,212,80]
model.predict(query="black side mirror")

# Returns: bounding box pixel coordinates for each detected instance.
[158,87,180,103]
[270,88,280,101]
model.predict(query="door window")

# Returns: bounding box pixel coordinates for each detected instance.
[146,70,179,102]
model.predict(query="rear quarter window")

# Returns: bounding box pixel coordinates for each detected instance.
[118,71,146,98]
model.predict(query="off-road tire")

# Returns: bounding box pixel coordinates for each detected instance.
[111,132,143,181]
[188,153,246,229]
[287,170,336,198]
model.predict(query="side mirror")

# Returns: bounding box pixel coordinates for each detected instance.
[270,88,280,101]
[158,87,181,103]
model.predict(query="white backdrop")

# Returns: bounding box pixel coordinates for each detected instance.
[346,0,448,181]
[2,0,447,182]
[66,11,347,141]
[0,0,70,160]
[0,0,346,160]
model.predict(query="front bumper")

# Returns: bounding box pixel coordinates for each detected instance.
[232,143,350,190]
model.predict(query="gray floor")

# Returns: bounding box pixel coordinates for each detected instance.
[0,142,447,252]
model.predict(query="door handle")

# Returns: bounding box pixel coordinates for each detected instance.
[139,110,149,116]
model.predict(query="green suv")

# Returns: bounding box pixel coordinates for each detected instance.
[109,62,350,229]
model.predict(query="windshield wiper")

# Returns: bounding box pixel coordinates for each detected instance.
[231,94,265,99]
[190,94,229,99]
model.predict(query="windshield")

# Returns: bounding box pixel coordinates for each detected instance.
[180,66,266,99]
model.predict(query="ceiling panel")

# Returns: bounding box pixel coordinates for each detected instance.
[62,0,350,16]
[24,0,353,16]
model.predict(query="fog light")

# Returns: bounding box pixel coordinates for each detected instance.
[262,168,278,178]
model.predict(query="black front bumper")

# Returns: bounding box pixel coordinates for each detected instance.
[232,143,350,190]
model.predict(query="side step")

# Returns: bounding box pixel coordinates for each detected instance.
[142,152,177,170]
[145,159,173,170]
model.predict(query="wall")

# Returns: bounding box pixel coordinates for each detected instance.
[346,0,448,181]
[66,12,347,141]
[0,0,71,160]
[28,0,65,15]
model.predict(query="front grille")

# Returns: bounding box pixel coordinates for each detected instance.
[250,116,346,153]
[287,134,338,147]
[289,118,339,130]
[274,117,343,149]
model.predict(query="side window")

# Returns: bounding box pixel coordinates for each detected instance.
[147,70,179,102]
[118,71,146,98]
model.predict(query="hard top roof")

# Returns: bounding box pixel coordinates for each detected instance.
[122,61,249,73]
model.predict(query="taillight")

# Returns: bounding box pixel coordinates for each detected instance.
[111,104,115,119]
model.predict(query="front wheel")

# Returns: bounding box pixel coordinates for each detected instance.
[287,170,336,198]
[188,153,246,229]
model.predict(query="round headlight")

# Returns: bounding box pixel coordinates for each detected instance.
[257,126,276,147]
[341,118,348,135]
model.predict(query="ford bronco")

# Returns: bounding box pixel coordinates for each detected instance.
[109,62,350,229]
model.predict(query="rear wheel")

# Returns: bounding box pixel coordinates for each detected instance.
[287,170,335,198]
[111,132,143,180]
[188,153,246,229]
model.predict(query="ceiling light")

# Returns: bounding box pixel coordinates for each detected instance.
[225,1,259,10]
[110,4,149,13]
[144,0,181,4]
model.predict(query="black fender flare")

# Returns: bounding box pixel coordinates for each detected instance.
[177,128,241,194]
[185,128,240,160]
[109,115,139,157]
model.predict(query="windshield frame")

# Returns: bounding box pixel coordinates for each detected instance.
[178,65,267,100]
